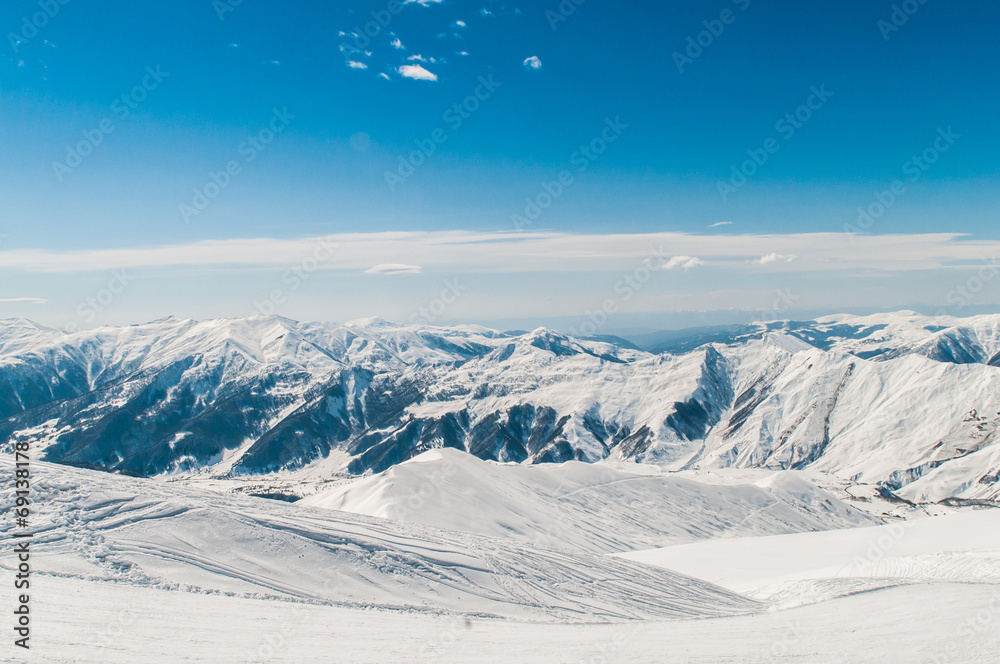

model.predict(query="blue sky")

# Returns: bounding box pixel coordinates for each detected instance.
[1,0,999,331]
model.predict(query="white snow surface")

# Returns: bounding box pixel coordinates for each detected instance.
[2,451,999,662]
[301,448,876,553]
[7,576,999,663]
[620,509,1000,603]
[0,457,757,623]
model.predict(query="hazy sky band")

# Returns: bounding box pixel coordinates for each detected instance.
[1,0,998,324]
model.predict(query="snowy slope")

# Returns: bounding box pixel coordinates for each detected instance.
[0,457,758,622]
[13,576,1000,664]
[619,509,1000,606]
[301,448,876,553]
[699,336,1000,501]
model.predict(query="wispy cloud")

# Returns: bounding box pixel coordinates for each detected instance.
[2,232,995,276]
[523,56,542,70]
[365,263,423,276]
[453,20,466,28]
[390,37,404,50]
[347,61,368,69]
[708,221,733,228]
[0,297,47,304]
[398,64,437,81]
[404,0,444,5]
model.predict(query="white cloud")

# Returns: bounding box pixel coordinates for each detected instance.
[453,20,466,28]
[758,253,798,265]
[379,72,391,80]
[3,231,994,276]
[523,56,542,70]
[0,297,47,304]
[457,50,469,56]
[404,0,444,5]
[398,64,437,81]
[660,256,704,270]
[390,37,404,50]
[480,8,493,16]
[347,61,368,69]
[365,263,423,276]
[407,54,428,62]
[708,221,733,228]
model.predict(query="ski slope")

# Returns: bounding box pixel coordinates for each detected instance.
[1,454,999,662]
[301,448,876,553]
[8,574,1000,663]
[619,509,1000,605]
[0,457,757,622]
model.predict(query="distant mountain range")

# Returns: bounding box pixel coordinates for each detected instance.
[2,311,999,503]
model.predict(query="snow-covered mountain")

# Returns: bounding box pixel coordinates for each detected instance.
[2,311,1000,503]
[300,448,876,553]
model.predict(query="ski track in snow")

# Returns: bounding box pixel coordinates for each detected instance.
[0,457,760,623]
[1,454,999,661]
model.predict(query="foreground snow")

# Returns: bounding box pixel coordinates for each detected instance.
[2,457,756,622]
[7,576,999,663]
[2,454,998,661]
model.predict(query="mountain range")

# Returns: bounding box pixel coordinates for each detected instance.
[2,311,999,503]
